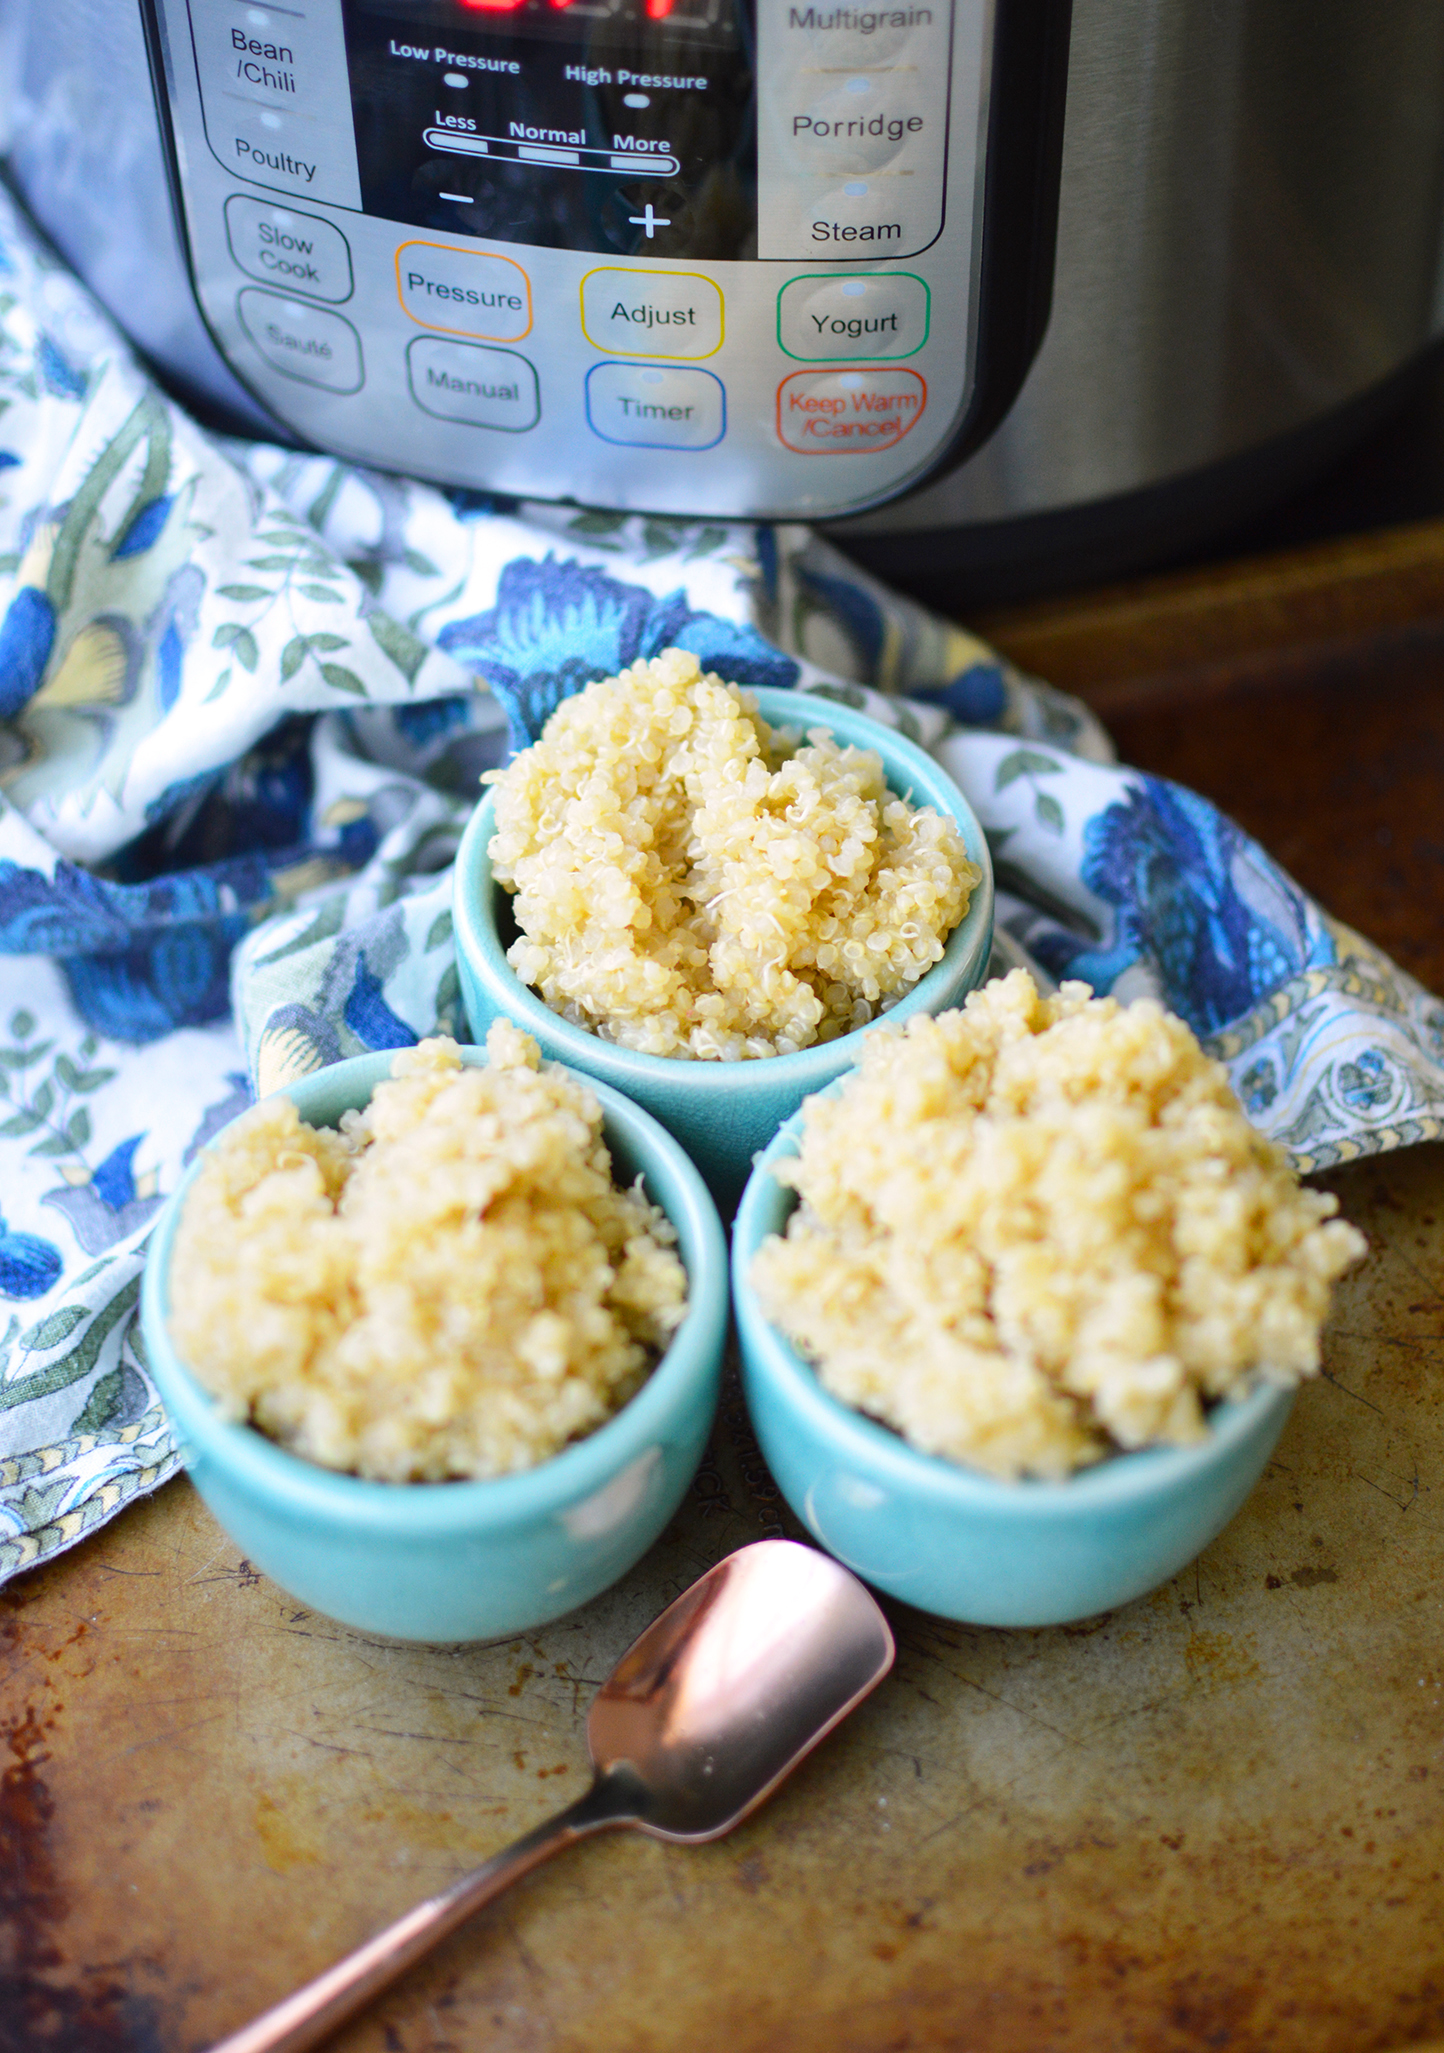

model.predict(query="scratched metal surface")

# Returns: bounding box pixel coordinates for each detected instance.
[4,1140,1444,2053]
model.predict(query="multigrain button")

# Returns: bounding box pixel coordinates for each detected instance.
[776,367,926,453]
[407,338,539,432]
[395,241,532,342]
[225,196,353,302]
[778,272,928,360]
[580,268,723,359]
[237,289,363,392]
[586,363,725,449]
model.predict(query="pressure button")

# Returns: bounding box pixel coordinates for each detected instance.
[581,269,723,360]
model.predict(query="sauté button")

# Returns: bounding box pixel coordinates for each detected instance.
[225,196,353,302]
[778,273,928,360]
[407,338,540,432]
[237,290,363,393]
[395,242,532,342]
[580,268,723,360]
[586,363,725,449]
[776,368,926,453]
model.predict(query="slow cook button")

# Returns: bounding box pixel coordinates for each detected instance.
[580,268,723,359]
[395,241,532,342]
[237,289,363,392]
[407,338,540,432]
[778,272,929,360]
[776,367,926,453]
[586,363,725,450]
[225,195,353,303]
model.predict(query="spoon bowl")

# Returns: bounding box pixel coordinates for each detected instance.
[208,1541,894,2053]
[590,1538,896,1841]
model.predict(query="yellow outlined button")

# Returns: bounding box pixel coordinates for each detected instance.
[580,268,723,360]
[395,241,532,343]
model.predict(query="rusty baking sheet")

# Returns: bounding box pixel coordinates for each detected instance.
[6,532,1444,2053]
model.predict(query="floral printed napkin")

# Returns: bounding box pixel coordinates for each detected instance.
[3,177,1443,1587]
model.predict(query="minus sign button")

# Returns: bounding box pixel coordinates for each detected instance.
[439,192,472,203]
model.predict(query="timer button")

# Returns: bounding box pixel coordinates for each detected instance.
[237,290,363,393]
[586,363,726,450]
[778,273,929,361]
[776,367,926,454]
[225,197,353,303]
[395,242,532,343]
[580,268,723,360]
[407,338,540,433]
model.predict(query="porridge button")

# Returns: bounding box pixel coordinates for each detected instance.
[585,363,725,450]
[580,268,723,359]
[237,289,363,392]
[778,272,928,361]
[776,367,926,453]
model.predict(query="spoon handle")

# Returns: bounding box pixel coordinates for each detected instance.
[206,1770,639,2053]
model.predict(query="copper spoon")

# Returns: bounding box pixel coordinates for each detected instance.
[208,1539,895,2053]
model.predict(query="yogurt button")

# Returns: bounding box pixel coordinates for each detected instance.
[778,272,929,359]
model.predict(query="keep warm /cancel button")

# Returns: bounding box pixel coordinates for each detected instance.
[776,367,926,453]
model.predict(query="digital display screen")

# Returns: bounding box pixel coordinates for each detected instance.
[342,0,755,258]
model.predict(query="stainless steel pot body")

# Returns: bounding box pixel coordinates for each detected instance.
[7,0,1444,538]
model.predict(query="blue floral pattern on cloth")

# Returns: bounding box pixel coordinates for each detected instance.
[2,178,1444,1586]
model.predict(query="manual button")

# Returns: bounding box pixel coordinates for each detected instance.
[580,269,723,360]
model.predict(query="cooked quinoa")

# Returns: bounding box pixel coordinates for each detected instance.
[749,970,1366,1480]
[167,1024,688,1482]
[484,647,979,1060]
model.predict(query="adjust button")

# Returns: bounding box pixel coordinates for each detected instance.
[225,196,352,302]
[407,338,540,432]
[396,242,532,343]
[778,273,929,361]
[237,289,363,393]
[580,268,723,360]
[776,368,926,454]
[586,363,725,450]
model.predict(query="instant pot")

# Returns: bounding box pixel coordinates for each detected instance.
[6,1,1444,584]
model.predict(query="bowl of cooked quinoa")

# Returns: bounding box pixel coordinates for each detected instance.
[452,649,994,1205]
[139,1025,729,1642]
[732,970,1367,1626]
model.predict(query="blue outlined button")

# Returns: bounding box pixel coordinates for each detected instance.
[584,362,725,450]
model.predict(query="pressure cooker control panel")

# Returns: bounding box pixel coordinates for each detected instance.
[145,0,1004,518]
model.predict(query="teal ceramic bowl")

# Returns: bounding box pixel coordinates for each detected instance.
[452,686,995,1209]
[732,1096,1297,1627]
[140,1048,728,1643]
